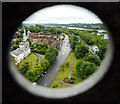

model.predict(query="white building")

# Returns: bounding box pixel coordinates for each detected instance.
[104,34,109,39]
[10,29,31,65]
[92,45,99,54]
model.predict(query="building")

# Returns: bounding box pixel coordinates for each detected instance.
[10,29,31,65]
[92,45,99,54]
[104,34,109,39]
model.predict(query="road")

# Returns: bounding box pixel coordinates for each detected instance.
[37,34,71,87]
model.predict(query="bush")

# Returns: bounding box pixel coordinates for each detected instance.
[26,59,50,82]
[85,55,101,66]
[76,60,97,80]
[75,45,89,59]
[45,48,58,63]
[19,66,26,75]
[65,62,70,67]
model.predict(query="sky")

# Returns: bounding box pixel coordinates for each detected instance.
[22,5,103,24]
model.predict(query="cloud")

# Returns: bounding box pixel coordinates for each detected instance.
[23,5,102,24]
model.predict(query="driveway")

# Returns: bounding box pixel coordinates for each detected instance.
[37,34,71,87]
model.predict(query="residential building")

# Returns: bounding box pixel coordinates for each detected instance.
[92,45,99,53]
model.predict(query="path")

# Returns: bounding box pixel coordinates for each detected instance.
[34,53,42,62]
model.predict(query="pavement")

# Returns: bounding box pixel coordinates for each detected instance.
[37,34,71,87]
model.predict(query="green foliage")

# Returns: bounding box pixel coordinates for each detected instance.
[73,36,79,41]
[65,62,70,67]
[75,45,89,59]
[19,66,26,75]
[96,45,107,60]
[26,70,38,82]
[85,55,101,66]
[26,59,50,82]
[45,48,58,63]
[11,45,19,50]
[30,43,49,55]
[76,60,97,80]
[18,62,29,75]
[70,41,78,51]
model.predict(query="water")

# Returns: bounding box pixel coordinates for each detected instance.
[67,27,94,31]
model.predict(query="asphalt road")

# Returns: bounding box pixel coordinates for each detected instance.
[37,34,71,87]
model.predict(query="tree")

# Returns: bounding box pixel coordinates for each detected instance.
[45,48,58,63]
[76,60,97,80]
[71,41,78,51]
[12,45,19,50]
[26,70,38,82]
[19,66,26,75]
[85,55,101,66]
[60,63,65,71]
[96,45,107,60]
[75,45,89,59]
[65,62,70,67]
[73,36,79,41]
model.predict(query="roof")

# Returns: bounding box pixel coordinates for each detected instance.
[20,46,29,51]
[11,48,24,56]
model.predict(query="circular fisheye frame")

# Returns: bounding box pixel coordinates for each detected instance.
[8,4,114,99]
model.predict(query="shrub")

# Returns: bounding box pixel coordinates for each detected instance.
[45,48,58,63]
[65,62,70,67]
[75,45,89,59]
[76,60,97,80]
[85,55,101,66]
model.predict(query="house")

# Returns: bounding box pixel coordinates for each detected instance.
[50,40,61,49]
[10,29,31,65]
[92,45,99,53]
[104,34,108,39]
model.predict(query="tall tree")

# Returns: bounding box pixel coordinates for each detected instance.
[75,45,89,59]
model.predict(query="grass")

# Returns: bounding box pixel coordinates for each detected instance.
[50,52,81,88]
[55,53,72,81]
[17,53,37,70]
[17,53,45,71]
[49,80,72,88]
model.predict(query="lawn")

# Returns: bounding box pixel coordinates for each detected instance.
[49,80,72,88]
[17,53,37,70]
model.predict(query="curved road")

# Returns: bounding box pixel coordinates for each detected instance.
[37,34,71,87]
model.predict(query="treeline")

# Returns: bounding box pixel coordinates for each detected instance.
[24,24,64,34]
